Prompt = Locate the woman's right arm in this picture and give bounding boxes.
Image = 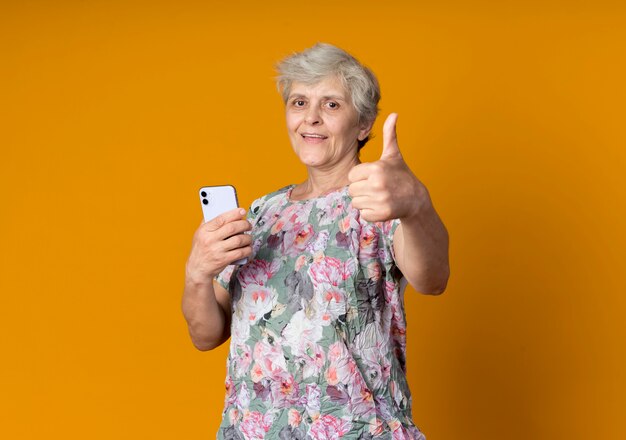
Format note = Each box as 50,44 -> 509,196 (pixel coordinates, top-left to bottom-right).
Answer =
181,208 -> 252,351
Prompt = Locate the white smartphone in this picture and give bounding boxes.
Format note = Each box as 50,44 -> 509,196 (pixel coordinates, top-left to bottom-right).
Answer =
199,185 -> 248,265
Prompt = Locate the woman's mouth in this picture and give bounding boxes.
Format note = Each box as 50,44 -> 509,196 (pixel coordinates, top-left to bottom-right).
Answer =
301,133 -> 328,143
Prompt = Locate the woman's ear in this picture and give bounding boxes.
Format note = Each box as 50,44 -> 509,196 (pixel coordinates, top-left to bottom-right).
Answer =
357,120 -> 374,141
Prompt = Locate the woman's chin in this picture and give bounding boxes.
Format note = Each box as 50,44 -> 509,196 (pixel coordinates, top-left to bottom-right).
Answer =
299,159 -> 324,168
295,152 -> 328,168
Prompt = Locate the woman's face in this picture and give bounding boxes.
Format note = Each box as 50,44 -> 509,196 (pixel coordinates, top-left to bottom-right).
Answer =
285,76 -> 372,171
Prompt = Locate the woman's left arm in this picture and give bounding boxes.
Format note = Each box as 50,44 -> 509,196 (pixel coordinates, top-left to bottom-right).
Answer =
348,113 -> 450,295
394,186 -> 450,295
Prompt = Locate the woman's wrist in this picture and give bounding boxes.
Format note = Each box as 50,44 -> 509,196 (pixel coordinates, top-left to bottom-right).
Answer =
185,264 -> 217,287
399,181 -> 431,223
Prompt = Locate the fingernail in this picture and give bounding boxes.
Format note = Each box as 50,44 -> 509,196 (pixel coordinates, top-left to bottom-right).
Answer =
239,208 -> 246,215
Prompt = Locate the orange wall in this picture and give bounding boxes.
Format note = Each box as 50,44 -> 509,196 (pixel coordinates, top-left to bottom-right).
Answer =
1,1 -> 625,439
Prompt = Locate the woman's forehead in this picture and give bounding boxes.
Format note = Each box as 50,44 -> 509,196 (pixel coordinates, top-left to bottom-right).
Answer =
289,76 -> 349,100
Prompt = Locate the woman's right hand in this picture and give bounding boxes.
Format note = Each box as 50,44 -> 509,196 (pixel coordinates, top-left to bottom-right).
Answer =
185,208 -> 253,284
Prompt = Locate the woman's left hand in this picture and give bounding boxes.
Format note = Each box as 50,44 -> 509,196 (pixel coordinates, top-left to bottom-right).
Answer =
348,113 -> 430,222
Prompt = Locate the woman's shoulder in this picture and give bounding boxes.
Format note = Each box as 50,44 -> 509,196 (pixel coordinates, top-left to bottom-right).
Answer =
248,184 -> 294,217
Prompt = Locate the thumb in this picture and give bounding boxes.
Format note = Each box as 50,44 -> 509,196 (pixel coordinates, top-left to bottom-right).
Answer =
380,113 -> 402,160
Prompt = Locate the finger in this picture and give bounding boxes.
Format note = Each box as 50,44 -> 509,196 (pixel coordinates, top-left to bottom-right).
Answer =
350,195 -> 373,210
222,232 -> 253,252
380,113 -> 402,160
357,208 -> 377,222
347,180 -> 373,198
211,219 -> 252,240
223,246 -> 253,265
204,208 -> 246,231
348,162 -> 376,183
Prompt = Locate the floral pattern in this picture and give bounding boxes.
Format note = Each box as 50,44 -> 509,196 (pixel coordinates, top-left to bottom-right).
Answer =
216,185 -> 426,440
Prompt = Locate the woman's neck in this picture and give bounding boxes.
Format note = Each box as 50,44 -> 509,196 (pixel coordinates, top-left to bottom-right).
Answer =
291,155 -> 360,200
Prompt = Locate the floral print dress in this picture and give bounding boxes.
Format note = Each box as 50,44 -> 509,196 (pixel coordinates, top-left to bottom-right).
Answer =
216,184 -> 426,440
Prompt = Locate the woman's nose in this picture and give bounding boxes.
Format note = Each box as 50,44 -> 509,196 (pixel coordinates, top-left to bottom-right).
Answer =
304,106 -> 321,125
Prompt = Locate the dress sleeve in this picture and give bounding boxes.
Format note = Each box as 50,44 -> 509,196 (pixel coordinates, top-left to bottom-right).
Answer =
378,218 -> 402,266
215,264 -> 235,291
214,196 -> 265,291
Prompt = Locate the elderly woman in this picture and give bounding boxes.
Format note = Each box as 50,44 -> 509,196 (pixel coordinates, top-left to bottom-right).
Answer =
182,43 -> 449,440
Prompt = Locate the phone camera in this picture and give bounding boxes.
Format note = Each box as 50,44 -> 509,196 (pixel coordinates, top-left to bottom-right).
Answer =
202,198 -> 209,205
201,191 -> 207,197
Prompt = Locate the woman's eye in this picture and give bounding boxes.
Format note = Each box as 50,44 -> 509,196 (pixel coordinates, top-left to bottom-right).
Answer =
326,102 -> 339,109
293,100 -> 305,107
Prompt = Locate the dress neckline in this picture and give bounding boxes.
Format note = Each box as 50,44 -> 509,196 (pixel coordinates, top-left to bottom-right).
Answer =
285,184 -> 350,204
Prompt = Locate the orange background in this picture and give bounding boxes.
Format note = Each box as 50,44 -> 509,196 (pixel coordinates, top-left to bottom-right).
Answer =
2,1 -> 625,439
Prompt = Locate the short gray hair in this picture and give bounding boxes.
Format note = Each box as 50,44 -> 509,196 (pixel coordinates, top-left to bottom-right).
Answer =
276,43 -> 381,150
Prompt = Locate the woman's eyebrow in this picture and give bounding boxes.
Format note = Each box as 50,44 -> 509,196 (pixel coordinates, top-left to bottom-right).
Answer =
322,95 -> 347,101
288,94 -> 306,100
288,93 -> 347,101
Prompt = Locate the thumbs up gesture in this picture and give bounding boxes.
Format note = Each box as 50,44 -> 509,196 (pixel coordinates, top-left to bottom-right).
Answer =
348,113 -> 428,223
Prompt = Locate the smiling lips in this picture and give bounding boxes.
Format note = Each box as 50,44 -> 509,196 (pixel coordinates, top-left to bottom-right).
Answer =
301,133 -> 328,143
